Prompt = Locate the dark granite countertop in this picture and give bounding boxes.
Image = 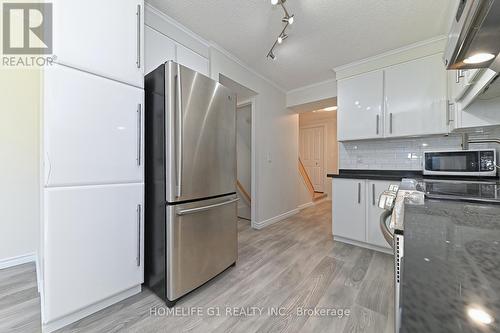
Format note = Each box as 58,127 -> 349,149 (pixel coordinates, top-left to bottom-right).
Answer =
327,169 -> 499,182
401,199 -> 500,333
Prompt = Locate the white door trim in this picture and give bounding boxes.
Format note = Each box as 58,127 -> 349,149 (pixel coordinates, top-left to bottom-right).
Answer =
237,98 -> 256,229
299,123 -> 327,193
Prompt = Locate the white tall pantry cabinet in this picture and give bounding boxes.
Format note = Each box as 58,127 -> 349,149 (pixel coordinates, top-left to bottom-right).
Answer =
41,1 -> 145,331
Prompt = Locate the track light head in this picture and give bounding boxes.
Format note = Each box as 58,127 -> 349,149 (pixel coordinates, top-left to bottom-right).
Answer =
267,51 -> 276,60
271,0 -> 279,5
282,14 -> 294,24
277,33 -> 288,44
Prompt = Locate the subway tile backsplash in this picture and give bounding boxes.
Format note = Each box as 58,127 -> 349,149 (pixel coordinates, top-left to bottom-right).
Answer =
339,128 -> 500,170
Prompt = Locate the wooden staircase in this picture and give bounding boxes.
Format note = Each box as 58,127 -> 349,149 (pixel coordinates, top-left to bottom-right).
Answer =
298,157 -> 327,202
236,180 -> 251,203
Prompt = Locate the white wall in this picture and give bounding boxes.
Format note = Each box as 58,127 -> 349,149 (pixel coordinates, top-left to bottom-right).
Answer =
0,68 -> 40,264
286,79 -> 337,108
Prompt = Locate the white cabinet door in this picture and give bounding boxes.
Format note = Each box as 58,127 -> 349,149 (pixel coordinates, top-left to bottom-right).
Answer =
145,25 -> 176,75
366,180 -> 393,249
332,179 -> 366,242
337,70 -> 383,141
52,0 -> 144,87
43,184 -> 144,323
176,44 -> 210,76
44,64 -> 144,187
384,54 -> 448,137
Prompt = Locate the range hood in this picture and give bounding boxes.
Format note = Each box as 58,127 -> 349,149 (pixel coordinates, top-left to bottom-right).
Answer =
444,0 -> 500,72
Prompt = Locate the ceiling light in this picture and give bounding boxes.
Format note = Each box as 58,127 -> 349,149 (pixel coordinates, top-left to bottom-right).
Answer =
282,14 -> 294,25
323,106 -> 337,111
467,306 -> 494,325
271,0 -> 279,5
464,53 -> 495,64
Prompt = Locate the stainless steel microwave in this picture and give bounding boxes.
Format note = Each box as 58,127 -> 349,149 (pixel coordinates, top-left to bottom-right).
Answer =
423,149 -> 497,176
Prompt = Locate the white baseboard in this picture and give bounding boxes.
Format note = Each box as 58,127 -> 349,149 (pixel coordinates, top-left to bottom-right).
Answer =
253,208 -> 300,230
333,236 -> 393,255
42,285 -> 142,333
297,202 -> 314,210
0,252 -> 37,270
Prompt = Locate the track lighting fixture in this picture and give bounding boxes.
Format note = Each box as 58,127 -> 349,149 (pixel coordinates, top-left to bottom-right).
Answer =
277,33 -> 288,44
267,0 -> 295,60
282,14 -> 294,25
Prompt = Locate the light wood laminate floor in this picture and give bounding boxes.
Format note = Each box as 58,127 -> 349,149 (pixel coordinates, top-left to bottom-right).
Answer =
0,201 -> 394,333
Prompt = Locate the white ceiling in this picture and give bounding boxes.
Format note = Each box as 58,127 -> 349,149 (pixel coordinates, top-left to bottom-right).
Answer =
148,0 -> 457,91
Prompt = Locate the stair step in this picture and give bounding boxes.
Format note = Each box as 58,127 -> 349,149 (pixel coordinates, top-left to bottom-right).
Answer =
313,192 -> 327,202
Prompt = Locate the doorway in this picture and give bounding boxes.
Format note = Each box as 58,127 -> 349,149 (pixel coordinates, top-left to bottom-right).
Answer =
219,74 -> 256,224
298,108 -> 338,201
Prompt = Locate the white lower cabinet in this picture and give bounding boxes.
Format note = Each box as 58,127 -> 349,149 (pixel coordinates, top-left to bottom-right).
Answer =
332,179 -> 366,242
43,183 -> 144,324
333,178 -> 394,251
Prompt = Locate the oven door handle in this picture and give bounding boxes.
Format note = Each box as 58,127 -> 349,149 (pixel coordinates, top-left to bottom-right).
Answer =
380,210 -> 394,248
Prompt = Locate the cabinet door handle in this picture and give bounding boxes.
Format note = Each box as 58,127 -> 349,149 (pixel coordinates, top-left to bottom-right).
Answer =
447,101 -> 454,125
136,204 -> 141,267
389,113 -> 393,134
456,70 -> 465,83
372,183 -> 376,205
376,114 -> 379,135
136,104 -> 142,165
357,183 -> 361,204
136,4 -> 141,68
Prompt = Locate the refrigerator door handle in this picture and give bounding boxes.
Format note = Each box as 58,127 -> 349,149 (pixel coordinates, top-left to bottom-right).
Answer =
176,65 -> 183,198
176,198 -> 239,216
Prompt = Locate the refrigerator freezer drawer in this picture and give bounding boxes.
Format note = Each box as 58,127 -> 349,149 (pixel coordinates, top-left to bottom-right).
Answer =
166,195 -> 238,301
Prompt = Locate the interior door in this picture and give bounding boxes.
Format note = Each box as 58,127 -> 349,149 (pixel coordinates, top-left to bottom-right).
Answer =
300,126 -> 325,192
166,195 -> 238,300
166,63 -> 237,202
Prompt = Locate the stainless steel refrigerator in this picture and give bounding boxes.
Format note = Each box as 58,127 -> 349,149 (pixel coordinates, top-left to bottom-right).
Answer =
144,61 -> 238,307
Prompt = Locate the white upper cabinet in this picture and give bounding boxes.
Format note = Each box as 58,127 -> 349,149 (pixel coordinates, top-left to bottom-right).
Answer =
384,54 -> 448,137
44,64 -> 144,187
43,184 -> 144,323
52,0 -> 144,87
176,44 -> 210,77
144,25 -> 176,75
338,70 -> 384,141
